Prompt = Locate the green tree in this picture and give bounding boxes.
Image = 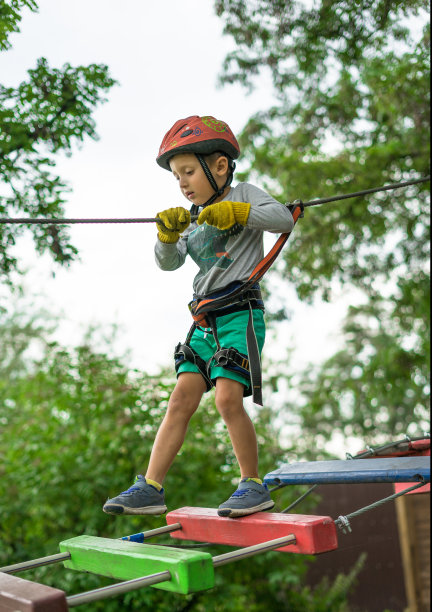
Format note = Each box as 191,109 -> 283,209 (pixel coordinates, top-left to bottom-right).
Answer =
215,0 -> 430,449
0,0 -> 116,279
1,306 -> 364,611
0,0 -> 36,50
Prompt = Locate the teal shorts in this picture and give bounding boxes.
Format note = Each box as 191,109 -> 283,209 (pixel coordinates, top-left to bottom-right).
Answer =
177,309 -> 266,393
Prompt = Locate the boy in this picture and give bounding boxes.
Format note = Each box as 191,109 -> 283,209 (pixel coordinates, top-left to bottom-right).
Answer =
103,115 -> 294,518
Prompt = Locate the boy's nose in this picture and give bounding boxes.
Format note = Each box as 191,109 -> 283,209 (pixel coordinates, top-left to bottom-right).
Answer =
179,176 -> 188,188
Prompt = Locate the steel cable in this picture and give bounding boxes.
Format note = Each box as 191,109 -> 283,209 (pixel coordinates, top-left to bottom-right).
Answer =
0,176 -> 429,225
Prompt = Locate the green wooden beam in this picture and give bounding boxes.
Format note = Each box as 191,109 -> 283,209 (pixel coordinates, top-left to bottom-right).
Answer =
59,536 -> 214,595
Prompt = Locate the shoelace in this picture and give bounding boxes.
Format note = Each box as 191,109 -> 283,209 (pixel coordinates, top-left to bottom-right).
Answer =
120,476 -> 144,495
120,485 -> 141,495
231,488 -> 250,498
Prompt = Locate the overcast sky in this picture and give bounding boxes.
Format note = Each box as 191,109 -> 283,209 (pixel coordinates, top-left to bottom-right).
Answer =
1,0 -> 349,377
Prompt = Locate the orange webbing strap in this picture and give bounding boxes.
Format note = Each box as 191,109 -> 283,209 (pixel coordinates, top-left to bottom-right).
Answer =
246,202 -> 304,285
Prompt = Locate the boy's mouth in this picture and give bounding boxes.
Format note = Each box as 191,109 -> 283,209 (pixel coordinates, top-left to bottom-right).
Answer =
185,191 -> 194,199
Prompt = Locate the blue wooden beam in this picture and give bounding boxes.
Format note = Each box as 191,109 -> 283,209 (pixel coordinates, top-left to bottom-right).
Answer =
264,456 -> 430,485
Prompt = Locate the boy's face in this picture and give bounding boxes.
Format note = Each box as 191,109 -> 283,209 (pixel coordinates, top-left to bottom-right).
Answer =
169,153 -> 228,206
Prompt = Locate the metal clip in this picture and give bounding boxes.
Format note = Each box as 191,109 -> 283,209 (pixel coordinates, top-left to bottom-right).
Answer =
287,199 -> 305,218
336,515 -> 352,534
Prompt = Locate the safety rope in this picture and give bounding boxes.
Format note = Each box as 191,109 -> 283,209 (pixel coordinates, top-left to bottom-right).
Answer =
299,176 -> 429,207
334,479 -> 427,534
0,176 -> 429,225
0,216 -> 164,225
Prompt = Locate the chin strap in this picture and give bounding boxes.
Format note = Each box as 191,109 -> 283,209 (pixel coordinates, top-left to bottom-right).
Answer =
194,154 -> 236,210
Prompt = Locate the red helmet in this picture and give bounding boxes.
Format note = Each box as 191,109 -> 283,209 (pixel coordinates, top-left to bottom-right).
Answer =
156,115 -> 240,170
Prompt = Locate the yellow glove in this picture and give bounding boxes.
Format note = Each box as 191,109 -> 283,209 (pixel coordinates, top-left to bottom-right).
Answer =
156,207 -> 191,243
197,201 -> 251,230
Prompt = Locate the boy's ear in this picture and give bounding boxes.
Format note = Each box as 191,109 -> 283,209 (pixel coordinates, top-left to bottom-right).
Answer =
215,155 -> 229,176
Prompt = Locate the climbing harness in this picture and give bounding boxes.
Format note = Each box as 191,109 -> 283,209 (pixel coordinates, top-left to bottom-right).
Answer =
174,284 -> 265,401
176,201 -> 304,405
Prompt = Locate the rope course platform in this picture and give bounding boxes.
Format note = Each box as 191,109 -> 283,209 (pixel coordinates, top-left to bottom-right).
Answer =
0,437 -> 429,610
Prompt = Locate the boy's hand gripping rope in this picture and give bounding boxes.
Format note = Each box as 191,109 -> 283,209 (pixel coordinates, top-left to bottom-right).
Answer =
0,176 -> 429,226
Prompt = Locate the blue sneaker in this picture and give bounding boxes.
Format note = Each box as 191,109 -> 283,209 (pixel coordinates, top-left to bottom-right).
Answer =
103,476 -> 167,515
218,478 -> 275,518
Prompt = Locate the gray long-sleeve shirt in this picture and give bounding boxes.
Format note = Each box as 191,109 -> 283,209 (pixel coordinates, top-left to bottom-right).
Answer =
154,182 -> 294,296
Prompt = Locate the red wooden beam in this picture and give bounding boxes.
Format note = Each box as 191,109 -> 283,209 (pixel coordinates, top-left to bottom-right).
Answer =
166,507 -> 338,554
0,572 -> 67,612
358,438 -> 430,458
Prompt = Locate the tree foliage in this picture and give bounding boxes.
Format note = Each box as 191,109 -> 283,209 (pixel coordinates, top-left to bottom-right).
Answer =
0,1 -> 116,279
215,0 -> 430,448
0,0 -> 37,50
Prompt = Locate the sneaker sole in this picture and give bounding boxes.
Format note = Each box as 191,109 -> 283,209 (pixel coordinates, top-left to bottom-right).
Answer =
217,499 -> 275,518
103,504 -> 167,516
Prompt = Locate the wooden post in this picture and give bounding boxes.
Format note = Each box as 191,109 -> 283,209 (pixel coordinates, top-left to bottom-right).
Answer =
395,492 -> 430,612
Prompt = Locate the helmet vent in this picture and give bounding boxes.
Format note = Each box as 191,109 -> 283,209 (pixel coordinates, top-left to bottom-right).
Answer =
173,123 -> 188,137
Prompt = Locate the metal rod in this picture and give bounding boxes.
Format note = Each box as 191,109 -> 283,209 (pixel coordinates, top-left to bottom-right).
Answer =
281,484 -> 319,513
121,523 -> 182,542
0,552 -> 71,574
0,523 -> 183,574
66,570 -> 172,607
212,534 -> 296,567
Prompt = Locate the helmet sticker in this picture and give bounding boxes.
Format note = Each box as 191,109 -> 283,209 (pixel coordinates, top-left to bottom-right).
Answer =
202,116 -> 228,133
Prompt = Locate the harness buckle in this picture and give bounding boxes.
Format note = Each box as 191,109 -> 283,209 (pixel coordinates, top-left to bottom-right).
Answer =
213,347 -> 250,373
